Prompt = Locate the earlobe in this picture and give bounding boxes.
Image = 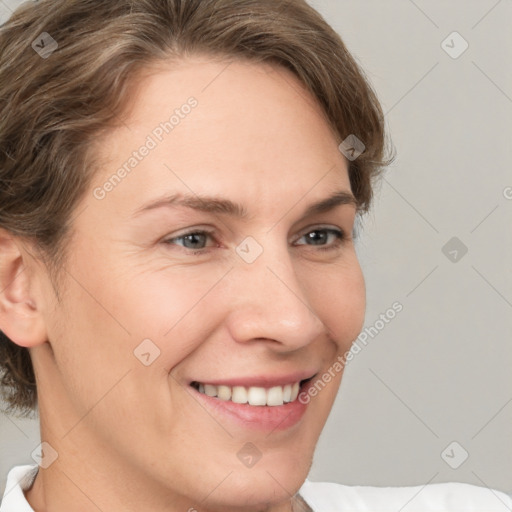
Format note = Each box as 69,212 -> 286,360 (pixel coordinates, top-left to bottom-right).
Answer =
0,229 -> 48,348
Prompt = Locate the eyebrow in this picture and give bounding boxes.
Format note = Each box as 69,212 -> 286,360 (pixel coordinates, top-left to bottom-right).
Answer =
132,189 -> 358,220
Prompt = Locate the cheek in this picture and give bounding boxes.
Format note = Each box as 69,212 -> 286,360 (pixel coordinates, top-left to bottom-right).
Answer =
43,258 -> 218,427
306,258 -> 366,352
113,266 -> 229,369
40,275 -> 134,421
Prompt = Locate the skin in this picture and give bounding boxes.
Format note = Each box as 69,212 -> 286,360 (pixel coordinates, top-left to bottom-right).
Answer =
0,57 -> 366,512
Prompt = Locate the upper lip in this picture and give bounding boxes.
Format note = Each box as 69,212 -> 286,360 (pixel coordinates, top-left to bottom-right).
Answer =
189,370 -> 318,389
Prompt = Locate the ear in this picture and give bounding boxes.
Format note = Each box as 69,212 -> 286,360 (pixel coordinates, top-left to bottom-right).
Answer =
0,228 -> 48,348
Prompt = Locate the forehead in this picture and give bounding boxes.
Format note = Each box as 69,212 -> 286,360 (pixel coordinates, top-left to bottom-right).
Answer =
88,56 -> 350,217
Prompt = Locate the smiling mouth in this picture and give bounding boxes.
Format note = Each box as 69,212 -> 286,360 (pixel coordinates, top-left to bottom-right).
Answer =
190,377 -> 313,407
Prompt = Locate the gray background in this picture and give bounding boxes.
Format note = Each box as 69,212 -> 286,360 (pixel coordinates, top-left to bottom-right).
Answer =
1,0 -> 511,499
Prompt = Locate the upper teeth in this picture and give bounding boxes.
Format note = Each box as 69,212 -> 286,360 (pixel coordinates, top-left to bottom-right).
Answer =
195,382 -> 301,406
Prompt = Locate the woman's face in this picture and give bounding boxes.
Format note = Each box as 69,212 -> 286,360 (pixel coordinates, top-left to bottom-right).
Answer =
31,57 -> 366,511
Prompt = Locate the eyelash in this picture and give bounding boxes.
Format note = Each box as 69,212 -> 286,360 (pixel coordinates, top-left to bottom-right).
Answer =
163,227 -> 347,256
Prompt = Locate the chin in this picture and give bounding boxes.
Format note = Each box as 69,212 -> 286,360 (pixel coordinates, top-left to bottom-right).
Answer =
206,458 -> 309,511
204,472 -> 305,512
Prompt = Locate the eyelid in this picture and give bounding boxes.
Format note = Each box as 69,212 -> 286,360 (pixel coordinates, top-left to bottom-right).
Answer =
167,226 -> 215,239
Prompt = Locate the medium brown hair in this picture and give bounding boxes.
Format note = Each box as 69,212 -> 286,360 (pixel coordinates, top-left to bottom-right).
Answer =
0,0 -> 393,417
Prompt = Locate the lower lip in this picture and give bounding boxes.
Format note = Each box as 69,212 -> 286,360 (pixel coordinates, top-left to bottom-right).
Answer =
189,381 -> 314,432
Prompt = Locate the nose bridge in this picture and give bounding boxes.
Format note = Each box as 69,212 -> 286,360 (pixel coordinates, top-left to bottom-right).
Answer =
225,236 -> 326,348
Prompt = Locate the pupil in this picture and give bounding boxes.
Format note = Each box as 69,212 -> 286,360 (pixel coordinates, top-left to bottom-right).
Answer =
185,234 -> 205,249
308,231 -> 326,245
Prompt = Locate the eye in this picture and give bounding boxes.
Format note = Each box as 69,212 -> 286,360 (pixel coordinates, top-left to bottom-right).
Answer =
163,226 -> 347,256
163,229 -> 216,253
294,227 -> 346,251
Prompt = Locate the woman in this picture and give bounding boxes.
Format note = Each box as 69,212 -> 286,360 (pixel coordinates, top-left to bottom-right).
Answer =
0,1 -> 511,510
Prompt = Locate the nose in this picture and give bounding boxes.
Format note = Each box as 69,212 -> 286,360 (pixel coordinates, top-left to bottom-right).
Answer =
223,241 -> 327,351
